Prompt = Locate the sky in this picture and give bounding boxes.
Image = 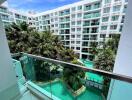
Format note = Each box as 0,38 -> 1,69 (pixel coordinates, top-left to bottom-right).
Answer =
7,0 -> 80,13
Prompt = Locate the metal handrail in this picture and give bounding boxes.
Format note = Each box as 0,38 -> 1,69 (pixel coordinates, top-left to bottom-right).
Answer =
12,52 -> 132,83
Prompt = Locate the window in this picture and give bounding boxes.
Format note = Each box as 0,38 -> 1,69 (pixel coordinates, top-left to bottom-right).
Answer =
84,13 -> 92,19
90,35 -> 97,40
71,35 -> 75,38
72,14 -> 75,19
101,26 -> 107,30
77,28 -> 81,32
77,35 -> 81,38
119,25 -> 123,32
55,12 -> 58,15
55,30 -> 58,33
55,24 -> 58,27
51,13 -> 53,16
121,16 -> 125,23
83,21 -> 90,26
65,36 -> 70,40
39,16 -> 41,19
83,28 -> 89,33
94,3 -> 100,9
111,15 -> 119,21
100,34 -> 106,38
83,35 -> 89,40
77,21 -> 81,25
51,25 -> 54,28
82,42 -> 88,46
43,26 -> 46,30
65,29 -> 70,34
103,7 -> 110,13
76,47 -> 80,50
104,0 -> 111,4
60,30 -> 64,34
40,26 -> 42,29
77,13 -> 82,18
71,41 -> 75,44
110,25 -> 117,30
51,18 -> 54,22
60,9 -> 70,16
55,18 -> 58,21
36,17 -> 38,21
76,41 -> 80,44
102,17 -> 109,22
84,5 -> 91,11
60,24 -> 65,28
1,15 -> 9,20
65,41 -> 70,45
123,5 -> 127,13
109,34 -> 117,38
91,28 -> 98,33
93,11 -> 100,17
60,36 -> 64,40
71,21 -> 75,25
91,19 -> 99,26
113,5 -> 121,12
71,28 -> 75,32
78,6 -> 82,10
72,7 -> 76,11
71,47 -> 74,49
114,0 -> 120,2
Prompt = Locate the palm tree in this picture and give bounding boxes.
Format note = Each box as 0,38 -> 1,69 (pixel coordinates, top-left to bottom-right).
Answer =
89,42 -> 98,61
106,34 -> 120,55
6,22 -> 86,90
63,59 -> 85,91
94,34 -> 120,98
94,48 -> 115,72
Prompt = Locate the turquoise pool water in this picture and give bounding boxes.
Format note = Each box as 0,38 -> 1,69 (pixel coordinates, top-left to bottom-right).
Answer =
77,87 -> 102,100
40,81 -> 102,100
41,81 -> 74,100
80,59 -> 103,83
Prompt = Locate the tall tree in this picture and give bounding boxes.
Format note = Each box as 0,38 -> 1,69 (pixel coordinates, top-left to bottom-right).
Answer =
94,34 -> 120,98
6,22 -> 85,91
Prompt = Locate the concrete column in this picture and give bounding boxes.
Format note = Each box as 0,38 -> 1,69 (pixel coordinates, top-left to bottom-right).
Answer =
0,10 -> 20,100
107,0 -> 132,100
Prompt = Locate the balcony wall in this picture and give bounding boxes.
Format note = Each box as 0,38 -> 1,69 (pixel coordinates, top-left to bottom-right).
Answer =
107,0 -> 132,100
0,14 -> 20,100
11,53 -> 132,100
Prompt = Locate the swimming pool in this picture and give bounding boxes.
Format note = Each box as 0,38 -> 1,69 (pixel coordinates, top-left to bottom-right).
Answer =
39,81 -> 102,100
77,87 -> 103,100
80,59 -> 103,84
40,81 -> 74,100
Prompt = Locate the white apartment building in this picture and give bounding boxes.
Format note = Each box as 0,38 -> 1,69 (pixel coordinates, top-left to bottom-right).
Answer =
0,5 -> 35,27
0,0 -> 128,59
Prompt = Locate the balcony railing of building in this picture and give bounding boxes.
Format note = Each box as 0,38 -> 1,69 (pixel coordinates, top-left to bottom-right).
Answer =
12,52 -> 132,100
84,12 -> 101,19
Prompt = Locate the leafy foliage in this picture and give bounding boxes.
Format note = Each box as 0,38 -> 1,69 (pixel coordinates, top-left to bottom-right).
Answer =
6,22 -> 85,91
94,48 -> 115,72
94,34 -> 120,72
93,34 -> 120,98
63,59 -> 85,91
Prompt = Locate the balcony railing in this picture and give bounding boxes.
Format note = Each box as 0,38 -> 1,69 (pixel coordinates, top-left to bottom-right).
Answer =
12,53 -> 132,100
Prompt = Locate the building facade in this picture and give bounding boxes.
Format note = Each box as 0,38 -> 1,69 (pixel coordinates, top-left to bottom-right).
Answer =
0,0 -> 128,59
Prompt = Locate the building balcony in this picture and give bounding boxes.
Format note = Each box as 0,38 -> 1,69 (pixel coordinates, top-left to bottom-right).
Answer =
11,53 -> 132,100
83,14 -> 100,19
59,19 -> 70,23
